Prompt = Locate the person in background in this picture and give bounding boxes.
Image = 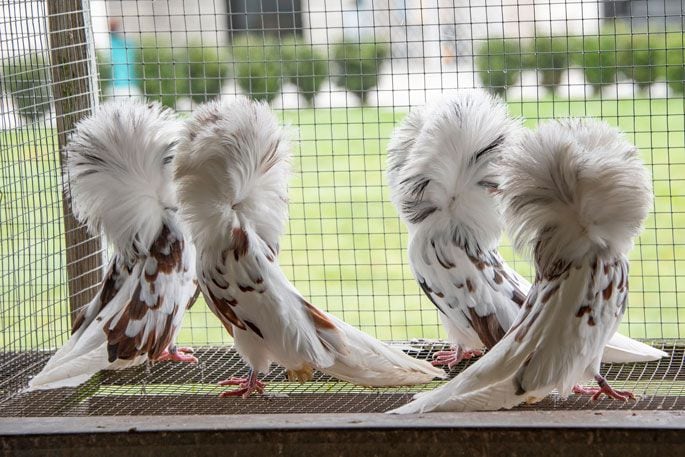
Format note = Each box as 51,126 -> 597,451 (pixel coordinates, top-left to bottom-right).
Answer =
105,18 -> 142,99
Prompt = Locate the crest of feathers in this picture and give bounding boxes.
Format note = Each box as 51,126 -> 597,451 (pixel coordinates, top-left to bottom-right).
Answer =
65,100 -> 182,260
387,90 -> 522,253
174,97 -> 292,255
499,118 -> 653,272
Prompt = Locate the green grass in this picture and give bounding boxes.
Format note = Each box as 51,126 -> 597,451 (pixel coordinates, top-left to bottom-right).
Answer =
2,98 -> 685,351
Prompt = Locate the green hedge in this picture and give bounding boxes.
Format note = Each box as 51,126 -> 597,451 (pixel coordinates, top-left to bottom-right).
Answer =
331,41 -> 388,105
135,37 -> 189,108
186,43 -> 230,103
478,26 -> 684,95
92,29 -> 685,105
617,33 -> 666,90
476,38 -> 523,96
231,35 -> 283,103
281,38 -> 328,105
573,33 -> 620,89
528,35 -> 580,90
1,52 -> 52,120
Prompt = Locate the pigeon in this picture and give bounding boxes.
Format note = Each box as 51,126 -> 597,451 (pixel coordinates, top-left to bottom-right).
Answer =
386,90 -> 666,369
389,117 -> 653,413
386,90 -> 526,367
28,100 -> 199,391
173,96 -> 445,397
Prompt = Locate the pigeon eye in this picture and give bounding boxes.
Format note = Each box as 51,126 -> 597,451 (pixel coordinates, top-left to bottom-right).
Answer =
477,180 -> 498,190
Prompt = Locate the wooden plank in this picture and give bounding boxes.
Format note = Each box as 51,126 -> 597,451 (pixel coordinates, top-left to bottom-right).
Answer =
2,412 -> 685,457
46,0 -> 102,320
2,411 -> 685,433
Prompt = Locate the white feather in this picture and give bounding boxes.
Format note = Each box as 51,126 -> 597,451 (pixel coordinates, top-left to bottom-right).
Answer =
320,315 -> 445,386
175,97 -> 290,257
602,333 -> 668,363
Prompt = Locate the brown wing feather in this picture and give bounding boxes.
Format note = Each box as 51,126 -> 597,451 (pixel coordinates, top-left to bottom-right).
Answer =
467,308 -> 506,348
103,224 -> 189,362
301,298 -> 336,330
205,287 -> 247,332
72,260 -> 122,335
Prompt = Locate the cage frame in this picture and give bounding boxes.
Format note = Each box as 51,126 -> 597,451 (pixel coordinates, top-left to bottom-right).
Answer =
2,0 -> 685,451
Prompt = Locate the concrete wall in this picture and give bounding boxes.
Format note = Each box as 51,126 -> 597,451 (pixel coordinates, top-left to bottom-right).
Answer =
90,0 -> 228,49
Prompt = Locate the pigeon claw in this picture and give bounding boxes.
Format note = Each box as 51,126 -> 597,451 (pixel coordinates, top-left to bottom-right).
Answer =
218,372 -> 265,399
156,346 -> 198,364
573,376 -> 636,401
431,347 -> 482,369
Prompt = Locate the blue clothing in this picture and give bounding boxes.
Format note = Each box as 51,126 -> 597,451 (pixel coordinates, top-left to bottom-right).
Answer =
109,33 -> 137,88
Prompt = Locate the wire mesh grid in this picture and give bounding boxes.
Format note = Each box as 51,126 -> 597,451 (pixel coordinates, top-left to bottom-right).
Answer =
1,341 -> 683,416
1,0 -> 684,417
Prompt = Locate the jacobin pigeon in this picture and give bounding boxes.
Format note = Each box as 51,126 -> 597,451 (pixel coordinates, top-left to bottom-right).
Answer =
29,100 -> 199,391
174,97 -> 445,397
389,117 -> 653,412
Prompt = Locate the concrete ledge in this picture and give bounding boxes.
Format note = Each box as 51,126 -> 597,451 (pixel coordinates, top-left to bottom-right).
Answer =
2,412 -> 685,456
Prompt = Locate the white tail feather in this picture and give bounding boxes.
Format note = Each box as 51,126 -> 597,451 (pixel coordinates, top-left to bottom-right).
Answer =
27,270 -> 139,391
395,326 -> 669,412
390,379 -> 521,414
388,333 -> 537,413
65,99 -> 182,259
28,343 -> 140,391
321,316 -> 446,386
28,348 -> 144,391
602,333 -> 668,363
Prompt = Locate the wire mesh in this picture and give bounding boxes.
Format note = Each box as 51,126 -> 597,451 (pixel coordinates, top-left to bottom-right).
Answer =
1,0 -> 684,416
1,341 -> 683,416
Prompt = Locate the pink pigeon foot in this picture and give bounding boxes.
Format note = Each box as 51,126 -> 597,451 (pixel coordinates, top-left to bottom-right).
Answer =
572,375 -> 636,401
431,347 -> 483,369
156,346 -> 198,364
218,370 -> 265,398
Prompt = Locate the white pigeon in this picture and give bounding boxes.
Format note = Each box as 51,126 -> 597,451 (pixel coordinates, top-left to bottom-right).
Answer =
173,96 -> 445,397
386,90 -> 666,369
28,100 -> 199,391
387,90 -> 527,368
389,117 -> 653,413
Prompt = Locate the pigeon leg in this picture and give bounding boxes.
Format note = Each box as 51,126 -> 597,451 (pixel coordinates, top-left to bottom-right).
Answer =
572,375 -> 636,401
431,346 -> 482,369
156,346 -> 198,364
218,369 -> 266,398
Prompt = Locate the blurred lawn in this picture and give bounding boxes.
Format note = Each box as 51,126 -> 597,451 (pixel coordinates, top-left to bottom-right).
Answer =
1,97 -> 684,351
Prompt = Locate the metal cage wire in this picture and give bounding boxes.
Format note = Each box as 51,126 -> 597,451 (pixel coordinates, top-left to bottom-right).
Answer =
0,0 -> 684,416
